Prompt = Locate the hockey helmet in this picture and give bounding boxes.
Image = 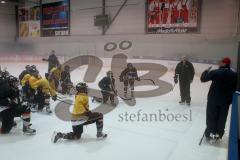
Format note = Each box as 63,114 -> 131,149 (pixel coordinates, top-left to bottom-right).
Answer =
7,75 -> 19,87
1,71 -> 9,78
76,82 -> 88,94
31,65 -> 37,70
107,71 -> 113,77
29,67 -> 39,76
25,65 -> 31,70
64,65 -> 70,71
127,63 -> 133,68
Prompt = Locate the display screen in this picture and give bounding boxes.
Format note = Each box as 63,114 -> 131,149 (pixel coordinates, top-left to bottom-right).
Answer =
41,0 -> 70,37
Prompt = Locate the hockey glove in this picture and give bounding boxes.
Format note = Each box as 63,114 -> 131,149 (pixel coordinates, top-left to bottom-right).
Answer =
119,78 -> 123,82
173,75 -> 178,84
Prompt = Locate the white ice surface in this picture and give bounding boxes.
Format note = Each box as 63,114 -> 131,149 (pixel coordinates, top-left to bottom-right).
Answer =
0,59 -> 229,160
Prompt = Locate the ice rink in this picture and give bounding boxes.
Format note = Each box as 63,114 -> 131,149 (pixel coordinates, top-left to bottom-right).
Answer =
0,58 -> 230,160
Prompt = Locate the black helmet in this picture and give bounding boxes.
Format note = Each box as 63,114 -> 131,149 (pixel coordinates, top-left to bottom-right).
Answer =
127,63 -> 133,68
25,65 -> 31,70
107,71 -> 113,77
1,71 -> 10,78
7,75 -> 19,87
29,67 -> 38,74
76,82 -> 88,93
31,65 -> 37,70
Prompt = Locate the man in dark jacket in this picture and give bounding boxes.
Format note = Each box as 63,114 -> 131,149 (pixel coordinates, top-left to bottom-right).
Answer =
174,56 -> 195,105
200,57 -> 237,143
42,50 -> 60,72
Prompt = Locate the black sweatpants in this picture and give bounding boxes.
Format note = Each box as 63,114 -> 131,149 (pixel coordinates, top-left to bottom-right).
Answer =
205,100 -> 230,138
63,112 -> 103,140
179,80 -> 191,103
101,91 -> 114,103
123,79 -> 135,93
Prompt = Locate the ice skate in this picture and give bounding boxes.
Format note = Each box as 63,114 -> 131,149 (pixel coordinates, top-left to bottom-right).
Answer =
97,132 -> 107,139
111,101 -> 116,107
23,125 -> 36,135
46,106 -> 52,114
179,101 -> 185,105
208,133 -> 217,144
52,131 -> 63,143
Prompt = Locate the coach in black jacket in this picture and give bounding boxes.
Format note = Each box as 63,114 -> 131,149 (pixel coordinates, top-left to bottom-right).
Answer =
174,56 -> 195,105
42,50 -> 60,72
200,57 -> 237,140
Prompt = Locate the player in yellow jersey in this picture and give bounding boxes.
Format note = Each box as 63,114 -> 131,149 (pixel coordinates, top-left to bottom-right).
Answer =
21,67 -> 39,106
21,67 -> 57,113
31,77 -> 57,114
52,82 -> 107,143
49,64 -> 62,91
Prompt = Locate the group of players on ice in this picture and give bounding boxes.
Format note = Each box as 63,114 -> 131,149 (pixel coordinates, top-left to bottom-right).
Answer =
0,52 -> 237,146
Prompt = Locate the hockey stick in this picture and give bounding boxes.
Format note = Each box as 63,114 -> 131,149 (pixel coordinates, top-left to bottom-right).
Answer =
199,132 -> 205,145
56,97 -> 74,105
109,77 -> 132,101
140,78 -> 156,85
171,83 -> 176,91
102,89 -> 132,101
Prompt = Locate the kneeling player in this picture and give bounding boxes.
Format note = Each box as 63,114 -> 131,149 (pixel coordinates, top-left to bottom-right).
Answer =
0,76 -> 36,134
98,71 -> 116,105
31,78 -> 57,114
52,82 -> 107,143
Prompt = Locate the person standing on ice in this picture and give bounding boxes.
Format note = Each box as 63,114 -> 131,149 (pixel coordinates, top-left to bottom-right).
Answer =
42,50 -> 60,72
200,57 -> 237,143
120,63 -> 140,98
174,56 -> 195,106
52,82 -> 107,143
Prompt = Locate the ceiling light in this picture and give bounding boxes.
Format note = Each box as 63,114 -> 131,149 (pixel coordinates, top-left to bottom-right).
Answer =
1,0 -> 6,4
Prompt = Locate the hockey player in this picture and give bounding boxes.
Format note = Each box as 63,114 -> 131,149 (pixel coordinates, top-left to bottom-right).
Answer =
21,67 -> 38,105
22,67 -> 56,113
52,82 -> 107,143
19,65 -> 31,81
42,50 -> 60,72
49,64 -> 62,92
60,65 -> 73,94
120,63 -> 140,98
0,75 -> 36,134
98,71 -> 116,105
174,56 -> 195,106
200,57 -> 237,143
